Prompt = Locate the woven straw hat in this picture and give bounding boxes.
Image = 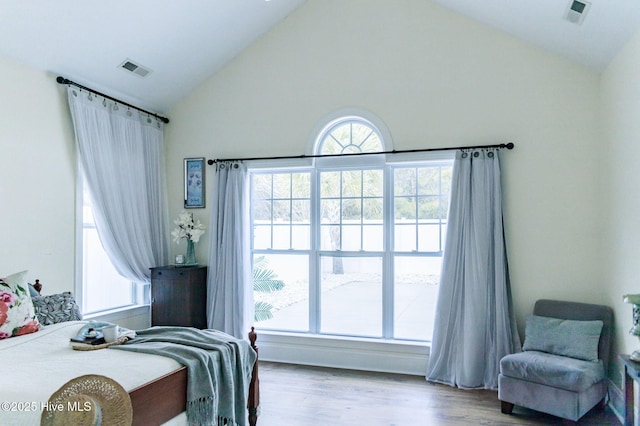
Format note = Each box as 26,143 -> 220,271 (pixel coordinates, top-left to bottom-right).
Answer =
41,374 -> 132,426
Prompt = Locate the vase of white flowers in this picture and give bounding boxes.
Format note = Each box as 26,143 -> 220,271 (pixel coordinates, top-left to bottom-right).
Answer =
171,212 -> 205,266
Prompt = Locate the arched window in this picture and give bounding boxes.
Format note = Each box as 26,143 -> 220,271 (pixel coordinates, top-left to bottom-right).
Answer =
316,117 -> 384,155
250,110 -> 453,345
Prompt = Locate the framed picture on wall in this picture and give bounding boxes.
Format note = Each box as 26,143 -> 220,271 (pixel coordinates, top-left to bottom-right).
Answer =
184,157 -> 205,208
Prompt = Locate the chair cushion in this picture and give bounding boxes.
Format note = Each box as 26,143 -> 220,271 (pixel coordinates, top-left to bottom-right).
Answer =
500,351 -> 605,392
522,315 -> 603,361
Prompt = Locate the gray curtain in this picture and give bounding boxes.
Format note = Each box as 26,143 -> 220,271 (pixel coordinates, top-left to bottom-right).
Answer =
426,148 -> 520,390
207,162 -> 253,339
67,87 -> 169,284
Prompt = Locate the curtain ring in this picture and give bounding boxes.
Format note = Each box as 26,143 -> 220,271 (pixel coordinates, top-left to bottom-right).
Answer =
487,151 -> 494,158
473,152 -> 480,158
461,152 -> 468,159
233,163 -> 239,169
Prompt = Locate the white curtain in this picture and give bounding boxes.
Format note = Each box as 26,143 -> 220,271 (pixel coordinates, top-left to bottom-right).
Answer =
207,162 -> 253,339
426,148 -> 520,390
67,87 -> 170,284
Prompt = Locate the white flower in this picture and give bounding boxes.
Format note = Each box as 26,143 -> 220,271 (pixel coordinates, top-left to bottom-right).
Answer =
172,212 -> 206,244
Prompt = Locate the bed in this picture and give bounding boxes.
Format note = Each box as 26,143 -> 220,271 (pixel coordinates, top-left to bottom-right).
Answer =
0,275 -> 260,426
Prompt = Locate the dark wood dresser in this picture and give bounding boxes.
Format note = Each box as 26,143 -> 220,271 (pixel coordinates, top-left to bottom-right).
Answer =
150,265 -> 207,328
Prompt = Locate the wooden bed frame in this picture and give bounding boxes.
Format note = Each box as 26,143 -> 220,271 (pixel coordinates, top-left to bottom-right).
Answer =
128,327 -> 260,426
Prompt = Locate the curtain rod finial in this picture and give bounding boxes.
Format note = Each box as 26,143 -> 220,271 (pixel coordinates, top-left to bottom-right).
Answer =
207,159 -> 214,165
506,142 -> 515,150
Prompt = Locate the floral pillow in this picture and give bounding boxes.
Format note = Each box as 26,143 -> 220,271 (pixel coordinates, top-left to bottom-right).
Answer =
0,272 -> 41,339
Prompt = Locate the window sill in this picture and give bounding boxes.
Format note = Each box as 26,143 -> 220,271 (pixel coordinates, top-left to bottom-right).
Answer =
254,330 -> 430,375
83,304 -> 149,323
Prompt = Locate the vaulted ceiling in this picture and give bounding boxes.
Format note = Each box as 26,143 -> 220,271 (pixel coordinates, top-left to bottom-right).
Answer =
0,0 -> 638,113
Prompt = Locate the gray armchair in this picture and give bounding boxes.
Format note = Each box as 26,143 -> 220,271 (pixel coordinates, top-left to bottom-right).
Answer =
498,299 -> 613,423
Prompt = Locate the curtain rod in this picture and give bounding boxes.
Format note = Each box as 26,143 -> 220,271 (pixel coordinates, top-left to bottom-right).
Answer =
56,76 -> 170,124
207,142 -> 514,165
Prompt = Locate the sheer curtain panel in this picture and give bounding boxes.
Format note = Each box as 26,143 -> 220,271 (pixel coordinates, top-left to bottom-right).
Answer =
207,162 -> 253,338
67,87 -> 170,284
426,149 -> 520,390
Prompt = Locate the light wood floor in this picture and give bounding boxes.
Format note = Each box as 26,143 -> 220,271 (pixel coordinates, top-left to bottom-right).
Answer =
256,362 -> 620,426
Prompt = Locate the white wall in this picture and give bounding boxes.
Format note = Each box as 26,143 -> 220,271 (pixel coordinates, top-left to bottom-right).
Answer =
0,55 -> 76,294
601,27 -> 640,386
166,0 -> 602,336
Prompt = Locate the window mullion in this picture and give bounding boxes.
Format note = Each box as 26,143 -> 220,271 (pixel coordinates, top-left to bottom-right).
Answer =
383,165 -> 394,339
309,169 -> 320,334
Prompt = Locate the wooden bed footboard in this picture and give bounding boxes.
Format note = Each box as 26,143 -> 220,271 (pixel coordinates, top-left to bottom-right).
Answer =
129,328 -> 260,426
248,327 -> 260,426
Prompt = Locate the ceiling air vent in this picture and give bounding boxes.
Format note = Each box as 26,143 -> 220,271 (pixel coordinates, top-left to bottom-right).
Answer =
119,59 -> 152,77
565,0 -> 591,25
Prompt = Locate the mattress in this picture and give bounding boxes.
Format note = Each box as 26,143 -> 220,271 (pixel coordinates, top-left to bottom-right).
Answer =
0,321 -> 182,426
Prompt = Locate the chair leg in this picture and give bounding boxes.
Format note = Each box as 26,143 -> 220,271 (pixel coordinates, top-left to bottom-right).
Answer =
501,400 -> 514,414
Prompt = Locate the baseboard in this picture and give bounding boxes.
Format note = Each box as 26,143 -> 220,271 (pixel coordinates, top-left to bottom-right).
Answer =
608,378 -> 625,424
256,331 -> 429,376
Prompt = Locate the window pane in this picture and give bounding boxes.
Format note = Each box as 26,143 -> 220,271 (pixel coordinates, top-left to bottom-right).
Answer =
253,174 -> 272,199
320,139 -> 343,155
329,124 -> 350,147
253,253 -> 309,332
363,198 -> 383,222
362,225 -> 383,251
83,227 -> 132,313
253,225 -> 271,249
418,196 -> 440,221
418,167 -> 440,195
273,174 -> 291,199
320,199 -> 340,224
82,187 -> 133,314
254,200 -> 271,221
395,224 -> 416,252
394,168 -> 416,196
321,172 -> 340,198
360,133 -> 382,153
395,197 -> 416,220
342,170 -> 362,197
418,225 -> 441,252
352,123 -> 373,146
291,225 -> 310,250
342,199 -> 361,221
363,170 -> 383,196
341,225 -> 361,251
320,256 -> 382,337
441,167 -> 453,195
321,225 -> 340,251
291,173 -> 310,198
394,256 -> 441,341
272,200 -> 290,222
292,200 -> 310,223
272,225 -> 291,249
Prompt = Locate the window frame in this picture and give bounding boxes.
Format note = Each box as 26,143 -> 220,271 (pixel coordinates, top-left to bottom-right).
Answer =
250,113 -> 453,342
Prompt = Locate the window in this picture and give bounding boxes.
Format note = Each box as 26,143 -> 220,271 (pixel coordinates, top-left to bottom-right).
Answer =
80,181 -> 134,314
251,114 -> 452,341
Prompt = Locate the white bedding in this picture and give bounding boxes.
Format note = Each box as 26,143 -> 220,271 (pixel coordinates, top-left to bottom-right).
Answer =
0,321 -> 183,426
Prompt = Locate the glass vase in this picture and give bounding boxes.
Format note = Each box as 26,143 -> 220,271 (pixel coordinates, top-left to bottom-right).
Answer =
185,238 -> 197,265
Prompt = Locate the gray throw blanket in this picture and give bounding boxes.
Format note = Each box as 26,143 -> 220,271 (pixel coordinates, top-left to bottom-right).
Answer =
110,326 -> 257,426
